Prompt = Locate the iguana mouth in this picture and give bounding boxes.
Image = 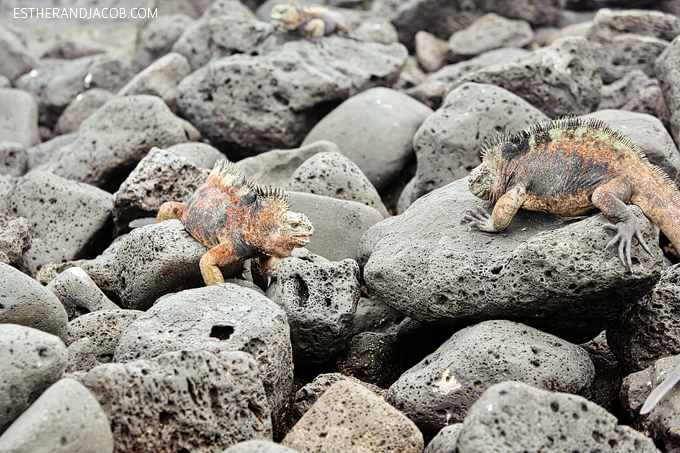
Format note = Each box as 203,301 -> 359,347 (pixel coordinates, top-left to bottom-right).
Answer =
294,235 -> 310,244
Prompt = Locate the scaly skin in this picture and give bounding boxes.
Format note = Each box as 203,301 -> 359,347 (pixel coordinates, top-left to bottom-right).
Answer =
462,117 -> 680,271
157,160 -> 313,286
259,2 -> 358,41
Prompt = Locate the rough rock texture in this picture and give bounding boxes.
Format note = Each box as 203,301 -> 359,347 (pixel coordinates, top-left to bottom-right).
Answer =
0,263 -> 69,342
113,284 -> 292,419
282,380 -> 423,453
424,424 -> 464,453
25,133 -> 77,170
53,88 -> 115,136
8,171 -> 113,275
0,25 -> 37,81
132,13 -> 195,72
365,178 -> 662,343
41,39 -> 107,60
447,13 -> 534,60
388,320 -> 595,434
0,215 -> 31,266
301,87 -> 433,192
83,350 -> 271,453
655,34 -> 680,146
337,331 -> 402,387
36,95 -> 200,191
0,324 -> 67,434
112,144 -> 223,233
0,378 -> 113,453
455,381 -> 660,453
608,264 -> 680,372
451,37 -> 602,118
66,309 -> 144,373
223,440 -> 299,453
285,152 -> 389,217
15,53 -> 133,128
266,257 -> 360,365
46,267 -> 119,321
287,192 -> 384,262
235,140 -> 342,189
406,82 -> 548,206
0,142 -> 28,177
177,38 -> 408,158
0,88 -> 40,148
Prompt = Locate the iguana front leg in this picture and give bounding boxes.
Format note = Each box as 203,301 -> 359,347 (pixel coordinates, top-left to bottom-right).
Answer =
463,186 -> 527,232
258,255 -> 281,287
592,178 -> 652,271
199,242 -> 240,286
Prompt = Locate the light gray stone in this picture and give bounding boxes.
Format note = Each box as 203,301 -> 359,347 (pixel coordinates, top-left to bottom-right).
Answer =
25,133 -> 77,170
414,30 -> 448,73
53,88 -> 115,136
0,88 -> 40,148
447,13 -> 534,60
655,35 -> 680,147
0,25 -> 37,81
132,13 -> 195,72
0,142 -> 27,177
0,215 -> 31,267
41,39 -> 107,60
424,424 -> 464,453
223,440 -> 298,453
46,267 -> 119,321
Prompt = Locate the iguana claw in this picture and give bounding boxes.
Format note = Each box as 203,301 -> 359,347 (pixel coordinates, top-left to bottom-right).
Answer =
463,207 -> 493,232
602,216 -> 652,271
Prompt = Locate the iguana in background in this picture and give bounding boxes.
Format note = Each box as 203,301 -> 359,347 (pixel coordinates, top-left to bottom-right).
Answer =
463,117 -> 680,271
259,1 -> 358,41
157,159 -> 313,286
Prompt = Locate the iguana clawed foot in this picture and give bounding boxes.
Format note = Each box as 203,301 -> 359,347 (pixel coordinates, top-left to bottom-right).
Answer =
602,216 -> 652,271
462,207 -> 497,232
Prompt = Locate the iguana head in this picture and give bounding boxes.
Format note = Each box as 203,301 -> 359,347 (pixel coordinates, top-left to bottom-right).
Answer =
278,211 -> 314,247
270,2 -> 302,28
468,162 -> 496,201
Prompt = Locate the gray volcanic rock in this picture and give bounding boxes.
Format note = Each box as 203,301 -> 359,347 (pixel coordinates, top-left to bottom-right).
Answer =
266,257 -> 360,366
0,88 -> 40,148
223,440 -> 299,453
0,215 -> 31,266
598,70 -> 671,126
41,39 -> 107,60
365,178 -> 662,343
132,13 -> 195,72
36,95 -> 200,191
0,378 -> 113,453
8,171 -> 113,275
83,350 -> 271,453
451,37 -> 602,118
0,25 -> 37,81
387,320 -> 595,434
113,284 -> 292,419
406,82 -> 548,206
177,38 -> 407,158
447,13 -> 534,60
655,34 -> 680,146
456,381 -> 660,453
282,380 -> 423,453
0,324 -> 67,434
301,87 -> 432,192
25,133 -> 77,170
46,267 -> 119,321
53,88 -> 115,135
0,142 -> 28,177
286,152 -> 389,217
424,425 -> 464,453
414,31 -> 448,73
0,263 -> 69,342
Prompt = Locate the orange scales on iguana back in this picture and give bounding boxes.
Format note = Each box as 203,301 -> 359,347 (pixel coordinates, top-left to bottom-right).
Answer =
463,117 -> 680,270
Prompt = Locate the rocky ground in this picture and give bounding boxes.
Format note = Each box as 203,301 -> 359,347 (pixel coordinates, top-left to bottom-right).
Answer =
2,0 -> 680,452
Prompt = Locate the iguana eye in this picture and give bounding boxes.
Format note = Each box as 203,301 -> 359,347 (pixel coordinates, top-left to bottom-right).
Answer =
291,222 -> 299,228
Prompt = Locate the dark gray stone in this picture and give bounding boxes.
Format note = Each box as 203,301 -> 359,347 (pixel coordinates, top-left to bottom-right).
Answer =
15,53 -> 133,128
113,284 -> 292,419
132,13 -> 195,72
599,70 -> 661,110
41,39 -> 107,60
282,380 -> 423,452
46,267 -> 119,321
285,152 -> 389,217
0,215 -> 31,267
8,171 -> 113,275
223,440 -> 298,453
455,381 -> 660,453
117,52 -> 191,112
406,82 -> 548,206
0,142 -> 28,177
266,257 -> 360,366
36,95 -> 200,191
424,424 -> 463,453
655,35 -> 680,147
66,309 -> 143,373
353,296 -> 404,335
0,25 -> 37,81
287,192 -> 384,262
356,216 -> 399,269
452,37 -> 602,118
0,378 -> 113,453
0,88 -> 40,148
337,331 -> 402,387
0,263 -> 68,342
83,350 -> 271,452
53,88 -> 115,136
301,87 -> 432,192
235,140 -> 342,189
177,39 -> 407,158
365,178 -> 662,343
388,320 -> 595,434
447,13 -> 534,61
0,324 -> 66,434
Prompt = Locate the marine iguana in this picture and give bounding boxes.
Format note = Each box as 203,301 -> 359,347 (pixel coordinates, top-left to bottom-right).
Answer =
259,1 -> 358,41
156,159 -> 314,286
462,117 -> 680,271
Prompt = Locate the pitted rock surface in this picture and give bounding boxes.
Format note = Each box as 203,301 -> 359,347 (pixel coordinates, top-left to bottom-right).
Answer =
286,152 -> 389,217
0,324 -> 67,433
406,82 -> 548,205
0,141 -> 28,177
447,13 -> 534,60
132,13 -> 195,72
424,424 -> 464,453
655,34 -> 680,146
53,88 -> 115,136
0,262 -> 69,342
266,257 -> 360,365
455,381 -> 660,453
0,378 -> 113,453
301,87 -> 433,192
0,215 -> 31,267
113,283 -> 292,418
282,380 -> 423,453
387,320 -> 595,434
8,171 -> 113,275
46,267 -> 119,321
365,177 -> 662,343
83,350 -> 271,453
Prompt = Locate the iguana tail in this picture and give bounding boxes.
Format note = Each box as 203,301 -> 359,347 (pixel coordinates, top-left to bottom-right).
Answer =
631,170 -> 680,251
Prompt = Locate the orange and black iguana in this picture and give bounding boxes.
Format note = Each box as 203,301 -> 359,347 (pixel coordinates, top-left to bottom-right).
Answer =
463,117 -> 680,271
157,159 -> 313,286
259,2 -> 359,41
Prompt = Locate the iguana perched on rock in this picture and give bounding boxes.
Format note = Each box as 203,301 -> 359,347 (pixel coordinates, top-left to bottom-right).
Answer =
156,159 -> 314,286
462,117 -> 680,271
259,1 -> 358,41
